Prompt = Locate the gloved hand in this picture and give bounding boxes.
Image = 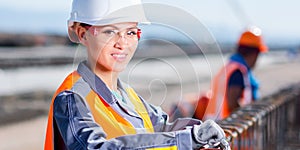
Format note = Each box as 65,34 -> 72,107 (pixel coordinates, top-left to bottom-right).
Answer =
191,119 -> 230,150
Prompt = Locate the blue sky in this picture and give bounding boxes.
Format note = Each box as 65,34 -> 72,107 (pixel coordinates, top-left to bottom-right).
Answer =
0,0 -> 300,46
0,0 -> 70,34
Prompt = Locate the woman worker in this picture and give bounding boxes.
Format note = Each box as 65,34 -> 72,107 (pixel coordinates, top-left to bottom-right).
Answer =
44,0 -> 230,149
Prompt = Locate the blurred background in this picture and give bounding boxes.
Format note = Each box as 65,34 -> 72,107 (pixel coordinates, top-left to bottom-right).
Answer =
0,0 -> 300,149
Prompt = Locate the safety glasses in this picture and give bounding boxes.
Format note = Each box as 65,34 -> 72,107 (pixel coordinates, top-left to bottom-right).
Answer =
81,23 -> 141,44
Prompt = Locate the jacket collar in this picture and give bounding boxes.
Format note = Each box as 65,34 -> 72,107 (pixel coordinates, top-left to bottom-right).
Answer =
229,53 -> 250,70
77,61 -> 120,104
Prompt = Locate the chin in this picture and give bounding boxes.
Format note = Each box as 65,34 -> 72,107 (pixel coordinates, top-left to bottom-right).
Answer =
112,66 -> 127,72
111,61 -> 130,71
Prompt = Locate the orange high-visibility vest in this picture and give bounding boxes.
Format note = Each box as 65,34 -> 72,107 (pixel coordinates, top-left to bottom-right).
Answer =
44,71 -> 154,150
203,62 -> 252,120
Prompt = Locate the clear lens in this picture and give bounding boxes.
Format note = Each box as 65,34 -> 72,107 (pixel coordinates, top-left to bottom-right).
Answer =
91,27 -> 139,44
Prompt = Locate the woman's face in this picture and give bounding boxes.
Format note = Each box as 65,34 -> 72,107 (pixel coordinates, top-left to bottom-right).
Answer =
84,22 -> 139,73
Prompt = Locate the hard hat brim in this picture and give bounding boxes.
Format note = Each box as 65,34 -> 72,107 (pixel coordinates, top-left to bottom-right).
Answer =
259,45 -> 268,53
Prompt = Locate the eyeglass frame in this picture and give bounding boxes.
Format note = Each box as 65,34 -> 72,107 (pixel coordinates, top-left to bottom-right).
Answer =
79,23 -> 142,42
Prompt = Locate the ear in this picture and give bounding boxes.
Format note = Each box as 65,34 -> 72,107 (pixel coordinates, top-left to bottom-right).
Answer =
76,26 -> 88,44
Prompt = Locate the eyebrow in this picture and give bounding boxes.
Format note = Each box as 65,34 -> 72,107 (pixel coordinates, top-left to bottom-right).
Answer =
101,25 -> 139,30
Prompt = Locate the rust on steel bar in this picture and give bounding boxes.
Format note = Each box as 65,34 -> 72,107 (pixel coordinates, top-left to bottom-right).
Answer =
216,83 -> 300,150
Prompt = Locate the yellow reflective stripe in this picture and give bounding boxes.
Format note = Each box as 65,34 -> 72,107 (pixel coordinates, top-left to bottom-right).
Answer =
86,91 -> 136,139
146,145 -> 178,150
126,88 -> 154,133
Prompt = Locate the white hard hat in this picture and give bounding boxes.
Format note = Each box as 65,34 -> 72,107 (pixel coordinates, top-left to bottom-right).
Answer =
68,0 -> 149,43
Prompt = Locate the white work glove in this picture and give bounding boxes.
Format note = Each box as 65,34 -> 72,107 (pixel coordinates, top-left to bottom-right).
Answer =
191,119 -> 230,150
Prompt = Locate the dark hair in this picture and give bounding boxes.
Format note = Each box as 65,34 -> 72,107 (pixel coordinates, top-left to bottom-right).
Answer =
79,23 -> 92,29
237,45 -> 260,56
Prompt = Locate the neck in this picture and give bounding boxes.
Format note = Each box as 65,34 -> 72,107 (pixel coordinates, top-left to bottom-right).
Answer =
88,61 -> 119,91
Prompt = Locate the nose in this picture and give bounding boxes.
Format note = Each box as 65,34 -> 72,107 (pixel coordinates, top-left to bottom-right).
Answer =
114,34 -> 128,49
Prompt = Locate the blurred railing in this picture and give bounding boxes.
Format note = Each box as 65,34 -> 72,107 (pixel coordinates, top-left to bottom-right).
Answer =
218,83 -> 300,150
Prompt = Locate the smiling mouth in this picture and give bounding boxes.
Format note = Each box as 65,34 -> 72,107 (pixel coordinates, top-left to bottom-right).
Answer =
111,53 -> 127,60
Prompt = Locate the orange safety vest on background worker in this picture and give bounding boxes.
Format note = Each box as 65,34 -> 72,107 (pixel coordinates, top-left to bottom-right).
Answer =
203,61 -> 252,120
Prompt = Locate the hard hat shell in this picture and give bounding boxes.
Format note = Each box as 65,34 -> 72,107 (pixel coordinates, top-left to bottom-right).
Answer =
68,0 -> 149,43
238,26 -> 268,53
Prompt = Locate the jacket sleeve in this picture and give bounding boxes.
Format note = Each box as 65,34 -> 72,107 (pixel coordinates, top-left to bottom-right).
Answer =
53,91 -> 196,150
138,96 -> 202,132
